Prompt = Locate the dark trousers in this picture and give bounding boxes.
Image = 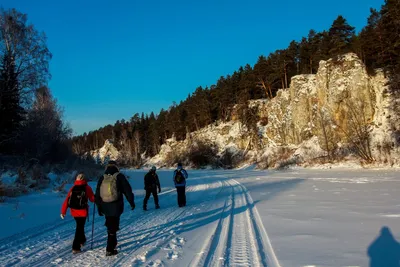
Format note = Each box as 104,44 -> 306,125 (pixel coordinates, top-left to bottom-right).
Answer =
176,186 -> 186,207
73,217 -> 87,250
105,216 -> 120,252
143,188 -> 159,207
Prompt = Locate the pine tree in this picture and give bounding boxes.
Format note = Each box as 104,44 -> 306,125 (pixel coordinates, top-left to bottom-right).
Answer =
285,41 -> 300,81
380,0 -> 400,70
238,64 -> 256,101
359,8 -> 385,70
328,15 -> 355,57
0,52 -> 24,151
0,8 -> 51,153
254,55 -> 276,98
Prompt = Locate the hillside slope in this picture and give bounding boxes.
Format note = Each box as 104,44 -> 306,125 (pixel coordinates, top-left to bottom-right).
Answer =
145,53 -> 399,168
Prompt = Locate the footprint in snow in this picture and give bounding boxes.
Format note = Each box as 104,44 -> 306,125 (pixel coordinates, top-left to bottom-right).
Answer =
133,251 -> 148,263
174,237 -> 186,244
166,251 -> 179,260
147,259 -> 164,266
164,243 -> 181,250
52,258 -> 63,264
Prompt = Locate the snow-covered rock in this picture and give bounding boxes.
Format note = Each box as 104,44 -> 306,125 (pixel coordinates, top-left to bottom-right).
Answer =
147,121 -> 249,168
86,139 -> 120,164
369,70 -> 400,165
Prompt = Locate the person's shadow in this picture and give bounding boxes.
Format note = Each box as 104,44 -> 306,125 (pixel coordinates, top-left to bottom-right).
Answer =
367,226 -> 400,267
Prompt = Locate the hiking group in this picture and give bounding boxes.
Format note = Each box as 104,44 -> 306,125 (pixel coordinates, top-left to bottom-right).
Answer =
60,161 -> 188,256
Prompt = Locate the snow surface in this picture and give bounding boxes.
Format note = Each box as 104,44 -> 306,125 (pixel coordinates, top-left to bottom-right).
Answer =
0,168 -> 399,266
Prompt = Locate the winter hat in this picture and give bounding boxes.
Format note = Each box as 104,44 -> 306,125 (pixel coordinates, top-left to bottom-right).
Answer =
177,162 -> 182,169
151,166 -> 156,171
76,173 -> 86,181
108,160 -> 117,166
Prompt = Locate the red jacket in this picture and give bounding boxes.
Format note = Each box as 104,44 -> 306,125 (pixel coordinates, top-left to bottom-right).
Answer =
61,180 -> 95,217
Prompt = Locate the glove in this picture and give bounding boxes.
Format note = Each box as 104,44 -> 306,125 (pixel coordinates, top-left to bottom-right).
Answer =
60,214 -> 65,220
131,203 -> 136,210
98,210 -> 104,216
158,188 -> 161,193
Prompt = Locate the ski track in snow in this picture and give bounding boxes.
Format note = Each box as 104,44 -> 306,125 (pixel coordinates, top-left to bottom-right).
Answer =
0,175 -> 279,267
191,179 -> 280,267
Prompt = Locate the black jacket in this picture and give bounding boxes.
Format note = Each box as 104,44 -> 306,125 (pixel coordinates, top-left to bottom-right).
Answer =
95,166 -> 135,217
144,171 -> 160,191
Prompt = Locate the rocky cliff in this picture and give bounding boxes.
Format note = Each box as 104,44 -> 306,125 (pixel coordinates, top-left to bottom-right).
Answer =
261,53 -> 399,165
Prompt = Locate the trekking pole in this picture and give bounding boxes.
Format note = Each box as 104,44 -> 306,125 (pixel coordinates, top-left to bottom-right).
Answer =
91,202 -> 95,249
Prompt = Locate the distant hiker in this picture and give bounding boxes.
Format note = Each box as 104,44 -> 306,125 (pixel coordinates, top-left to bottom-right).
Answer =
95,160 -> 135,256
61,173 -> 95,254
173,163 -> 188,207
143,166 -> 161,211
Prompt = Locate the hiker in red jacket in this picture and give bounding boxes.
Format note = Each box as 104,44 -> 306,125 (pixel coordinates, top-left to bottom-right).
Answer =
61,173 -> 95,254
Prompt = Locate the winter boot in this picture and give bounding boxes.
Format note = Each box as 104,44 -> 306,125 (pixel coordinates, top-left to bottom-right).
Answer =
106,249 -> 118,256
143,206 -> 147,211
155,205 -> 160,209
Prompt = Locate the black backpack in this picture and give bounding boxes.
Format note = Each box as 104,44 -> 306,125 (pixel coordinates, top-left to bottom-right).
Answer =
68,185 -> 88,210
175,170 -> 185,184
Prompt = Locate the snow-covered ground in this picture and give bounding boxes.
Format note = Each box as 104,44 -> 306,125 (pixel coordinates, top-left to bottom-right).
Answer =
0,168 -> 399,266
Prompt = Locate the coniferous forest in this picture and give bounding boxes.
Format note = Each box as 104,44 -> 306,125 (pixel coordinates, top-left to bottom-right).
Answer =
1,1 -> 399,168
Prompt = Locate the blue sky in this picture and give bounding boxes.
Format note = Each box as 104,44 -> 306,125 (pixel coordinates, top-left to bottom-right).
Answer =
1,0 -> 384,135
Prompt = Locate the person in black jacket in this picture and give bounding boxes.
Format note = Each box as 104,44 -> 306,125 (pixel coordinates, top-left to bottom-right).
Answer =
173,163 -> 188,207
143,166 -> 161,211
95,160 -> 135,256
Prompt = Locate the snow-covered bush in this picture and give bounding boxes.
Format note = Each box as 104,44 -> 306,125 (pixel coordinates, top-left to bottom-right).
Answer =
164,149 -> 186,167
258,146 -> 296,169
219,148 -> 245,169
334,98 -> 374,162
187,140 -> 219,168
57,155 -> 102,180
276,156 -> 300,170
16,168 -> 28,185
0,184 -> 27,200
31,165 -> 50,189
53,180 -> 68,195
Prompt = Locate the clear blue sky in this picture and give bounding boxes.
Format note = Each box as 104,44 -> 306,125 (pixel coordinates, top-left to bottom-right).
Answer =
2,0 -> 384,135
